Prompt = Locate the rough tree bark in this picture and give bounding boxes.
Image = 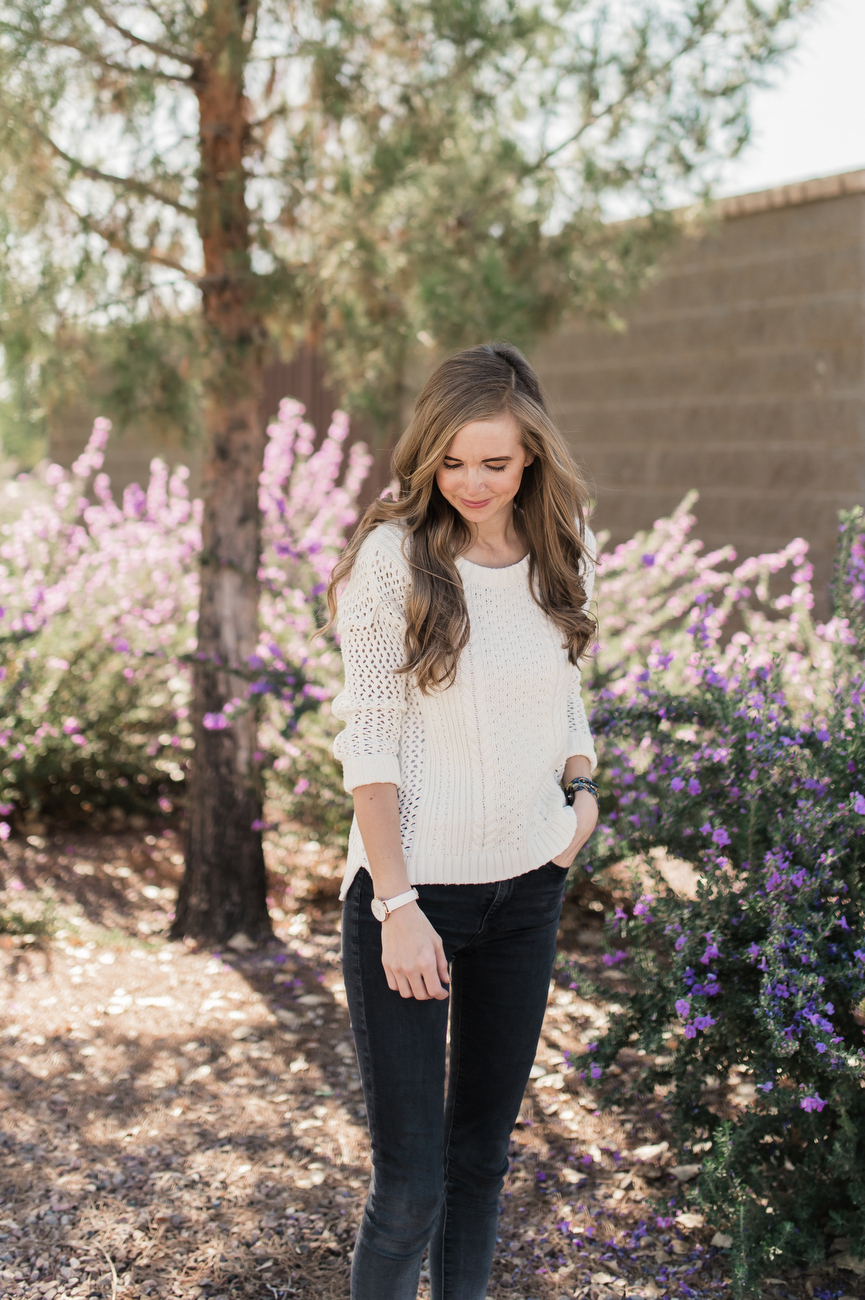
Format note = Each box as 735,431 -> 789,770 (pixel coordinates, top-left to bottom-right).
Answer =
171,0 -> 272,944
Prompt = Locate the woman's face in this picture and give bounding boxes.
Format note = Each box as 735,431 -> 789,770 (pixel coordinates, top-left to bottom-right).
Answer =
435,412 -> 533,528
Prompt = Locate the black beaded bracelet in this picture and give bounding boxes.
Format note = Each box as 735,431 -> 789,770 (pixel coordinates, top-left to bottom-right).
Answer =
564,776 -> 600,808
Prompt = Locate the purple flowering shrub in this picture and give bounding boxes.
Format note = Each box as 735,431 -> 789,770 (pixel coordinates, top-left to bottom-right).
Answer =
590,491 -> 851,718
0,402 -> 370,837
577,510 -> 865,1292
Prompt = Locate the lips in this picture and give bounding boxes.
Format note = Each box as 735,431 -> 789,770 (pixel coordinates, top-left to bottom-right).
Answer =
459,498 -> 492,509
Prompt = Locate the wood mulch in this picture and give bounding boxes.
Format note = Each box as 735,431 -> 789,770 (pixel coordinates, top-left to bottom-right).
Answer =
0,828 -> 856,1300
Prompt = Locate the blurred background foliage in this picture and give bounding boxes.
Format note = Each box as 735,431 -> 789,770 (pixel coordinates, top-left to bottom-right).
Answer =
0,0 -> 820,461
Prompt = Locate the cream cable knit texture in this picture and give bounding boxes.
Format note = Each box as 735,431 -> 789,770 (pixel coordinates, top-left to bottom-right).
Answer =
332,522 -> 597,899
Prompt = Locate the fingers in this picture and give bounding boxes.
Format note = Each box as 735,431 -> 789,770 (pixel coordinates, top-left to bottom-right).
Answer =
382,954 -> 449,1001
380,910 -> 450,1001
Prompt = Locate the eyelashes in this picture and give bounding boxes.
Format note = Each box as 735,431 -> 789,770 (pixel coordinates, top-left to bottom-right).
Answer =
442,463 -> 507,473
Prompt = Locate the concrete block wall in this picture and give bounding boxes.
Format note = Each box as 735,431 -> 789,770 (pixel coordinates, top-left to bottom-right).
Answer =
534,171 -> 865,610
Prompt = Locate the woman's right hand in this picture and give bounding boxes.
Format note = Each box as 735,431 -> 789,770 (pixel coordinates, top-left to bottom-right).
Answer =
380,902 -> 450,1001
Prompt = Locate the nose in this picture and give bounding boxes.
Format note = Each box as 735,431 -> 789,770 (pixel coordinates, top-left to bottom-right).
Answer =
464,467 -> 488,495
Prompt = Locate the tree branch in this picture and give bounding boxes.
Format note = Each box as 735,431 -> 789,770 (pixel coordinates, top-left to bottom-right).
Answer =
87,0 -> 197,68
38,129 -> 196,216
50,185 -> 199,280
0,24 -> 190,83
531,28 -> 709,173
83,214 -> 199,279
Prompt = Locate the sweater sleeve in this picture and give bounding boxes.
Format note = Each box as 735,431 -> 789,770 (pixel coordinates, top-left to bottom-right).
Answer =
566,527 -> 597,771
332,529 -> 410,793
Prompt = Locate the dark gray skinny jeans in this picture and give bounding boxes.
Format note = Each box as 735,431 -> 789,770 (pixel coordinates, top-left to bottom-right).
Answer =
342,861 -> 568,1300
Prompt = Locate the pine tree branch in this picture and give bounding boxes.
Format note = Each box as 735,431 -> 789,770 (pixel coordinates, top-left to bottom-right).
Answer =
87,1 -> 197,68
0,24 -> 190,83
38,129 -> 196,216
531,27 -> 713,173
84,217 -> 196,278
51,187 -> 199,280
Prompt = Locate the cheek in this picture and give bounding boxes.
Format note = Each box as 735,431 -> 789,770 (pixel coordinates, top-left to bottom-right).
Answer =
499,466 -> 526,495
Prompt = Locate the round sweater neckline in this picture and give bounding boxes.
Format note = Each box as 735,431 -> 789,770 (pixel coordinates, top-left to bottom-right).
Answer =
455,552 -> 530,586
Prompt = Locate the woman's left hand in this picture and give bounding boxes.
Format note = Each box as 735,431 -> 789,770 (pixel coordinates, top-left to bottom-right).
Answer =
551,790 -> 599,867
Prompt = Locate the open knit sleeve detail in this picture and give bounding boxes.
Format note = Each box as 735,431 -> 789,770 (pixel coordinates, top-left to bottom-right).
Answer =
331,527 -> 410,793
566,527 -> 598,771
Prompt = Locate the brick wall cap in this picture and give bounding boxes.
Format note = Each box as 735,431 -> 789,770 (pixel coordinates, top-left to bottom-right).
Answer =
712,169 -> 865,221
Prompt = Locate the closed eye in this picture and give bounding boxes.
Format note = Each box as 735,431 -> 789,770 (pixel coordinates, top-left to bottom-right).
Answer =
442,460 -> 510,472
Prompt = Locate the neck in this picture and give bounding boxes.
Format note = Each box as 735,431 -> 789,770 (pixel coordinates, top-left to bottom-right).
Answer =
472,511 -> 516,552
459,506 -> 527,568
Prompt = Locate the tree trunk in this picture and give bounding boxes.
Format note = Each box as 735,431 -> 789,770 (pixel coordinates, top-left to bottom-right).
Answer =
172,0 -> 271,944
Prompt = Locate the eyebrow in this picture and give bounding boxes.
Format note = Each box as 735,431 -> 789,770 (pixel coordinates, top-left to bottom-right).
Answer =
443,454 -> 513,462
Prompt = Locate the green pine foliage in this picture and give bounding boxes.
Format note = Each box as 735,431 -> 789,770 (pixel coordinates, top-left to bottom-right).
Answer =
0,0 -> 820,448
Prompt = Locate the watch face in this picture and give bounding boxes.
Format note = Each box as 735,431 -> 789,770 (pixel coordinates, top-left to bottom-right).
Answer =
371,897 -> 388,922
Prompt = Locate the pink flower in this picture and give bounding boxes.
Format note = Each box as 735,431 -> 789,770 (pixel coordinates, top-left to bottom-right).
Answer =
203,712 -> 229,731
0,822 -> 9,840
800,1095 -> 826,1113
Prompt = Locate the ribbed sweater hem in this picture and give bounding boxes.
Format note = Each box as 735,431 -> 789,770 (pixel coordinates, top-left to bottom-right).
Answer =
338,809 -> 578,901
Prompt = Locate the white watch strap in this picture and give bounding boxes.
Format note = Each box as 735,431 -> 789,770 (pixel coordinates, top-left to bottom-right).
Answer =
383,887 -> 419,915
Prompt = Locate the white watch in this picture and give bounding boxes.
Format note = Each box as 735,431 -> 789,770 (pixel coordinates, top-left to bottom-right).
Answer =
371,887 -> 419,922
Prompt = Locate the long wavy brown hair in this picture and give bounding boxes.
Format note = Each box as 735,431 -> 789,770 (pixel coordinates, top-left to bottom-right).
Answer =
326,342 -> 596,693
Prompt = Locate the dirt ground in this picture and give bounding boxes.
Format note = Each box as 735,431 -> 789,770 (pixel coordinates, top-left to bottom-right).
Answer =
0,828 -> 859,1300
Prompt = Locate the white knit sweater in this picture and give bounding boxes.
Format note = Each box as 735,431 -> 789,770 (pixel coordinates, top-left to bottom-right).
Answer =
332,522 -> 596,899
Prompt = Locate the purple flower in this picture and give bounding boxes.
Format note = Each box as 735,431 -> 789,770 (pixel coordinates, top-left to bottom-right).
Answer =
712,827 -> 731,847
590,1064 -> 603,1079
757,1082 -> 773,1092
670,777 -> 684,792
687,778 -> 702,796
203,712 -> 229,730
815,1043 -> 827,1054
700,943 -> 720,964
642,554 -> 656,567
694,1015 -> 716,1031
800,1094 -> 826,1113
675,999 -> 690,1019
684,1024 -> 697,1039
748,944 -> 761,959
853,793 -> 865,815
700,822 -> 712,835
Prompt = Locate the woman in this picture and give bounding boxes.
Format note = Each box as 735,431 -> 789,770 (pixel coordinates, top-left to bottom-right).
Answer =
327,342 -> 599,1300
